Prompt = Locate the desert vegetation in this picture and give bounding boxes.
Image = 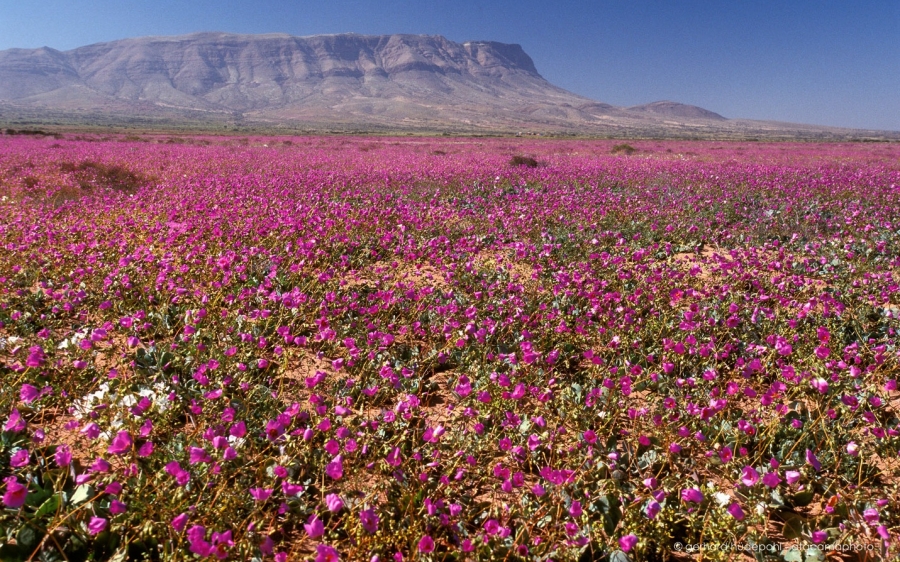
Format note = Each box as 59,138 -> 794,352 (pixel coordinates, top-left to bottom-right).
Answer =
1,135 -> 899,561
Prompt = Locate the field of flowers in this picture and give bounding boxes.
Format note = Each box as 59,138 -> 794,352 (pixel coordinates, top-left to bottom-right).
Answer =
1,134 -> 899,561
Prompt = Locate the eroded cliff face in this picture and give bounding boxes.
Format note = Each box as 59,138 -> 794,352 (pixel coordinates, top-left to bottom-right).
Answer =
0,33 -> 555,112
5,31 -> 877,138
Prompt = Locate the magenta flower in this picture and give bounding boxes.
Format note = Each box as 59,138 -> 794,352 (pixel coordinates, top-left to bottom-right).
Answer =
2,476 -> 27,508
187,525 -> 212,557
325,456 -> 343,480
325,493 -> 344,512
360,508 -> 379,533
171,513 -> 189,532
88,516 -> 108,535
645,499 -> 661,519
385,447 -> 402,467
250,487 -> 273,502
805,449 -> 822,472
10,449 -> 29,467
727,502 -> 745,520
90,458 -> 111,473
304,515 -> 324,538
138,441 -> 154,457
315,544 -> 340,562
619,534 -> 638,552
863,508 -> 880,525
189,447 -> 212,464
26,346 -> 46,367
107,431 -> 133,455
19,384 -> 40,404
762,472 -> 781,488
811,530 -> 828,544
4,409 -> 25,433
81,422 -> 101,439
569,500 -> 582,517
740,466 -> 759,487
229,421 -> 247,438
681,488 -> 704,504
418,535 -> 435,553
55,445 -> 72,467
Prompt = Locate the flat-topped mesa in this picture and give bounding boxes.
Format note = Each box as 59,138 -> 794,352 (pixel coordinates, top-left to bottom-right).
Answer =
2,31 -> 890,137
0,33 -> 548,110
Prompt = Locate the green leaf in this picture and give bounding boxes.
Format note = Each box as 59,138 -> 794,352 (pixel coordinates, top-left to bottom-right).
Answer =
781,547 -> 803,562
69,484 -> 93,506
781,513 -> 805,540
33,493 -> 61,519
16,525 -> 40,550
518,419 -> 532,435
804,547 -> 825,562
0,543 -> 25,562
788,490 -> 814,508
25,482 -> 52,508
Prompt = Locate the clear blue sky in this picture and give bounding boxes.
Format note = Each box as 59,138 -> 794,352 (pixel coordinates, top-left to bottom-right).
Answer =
1,0 -> 897,131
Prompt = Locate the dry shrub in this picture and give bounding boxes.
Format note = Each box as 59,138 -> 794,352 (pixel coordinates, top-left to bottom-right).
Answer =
509,155 -> 538,167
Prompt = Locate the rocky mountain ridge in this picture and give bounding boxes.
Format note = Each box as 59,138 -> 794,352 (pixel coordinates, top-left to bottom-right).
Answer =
0,32 -> 893,138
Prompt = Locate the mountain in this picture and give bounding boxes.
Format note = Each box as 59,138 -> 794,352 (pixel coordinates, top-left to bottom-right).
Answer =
628,101 -> 726,121
0,32 -> 894,139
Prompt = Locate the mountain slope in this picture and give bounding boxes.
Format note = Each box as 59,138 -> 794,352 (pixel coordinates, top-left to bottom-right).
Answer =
0,32 -> 894,138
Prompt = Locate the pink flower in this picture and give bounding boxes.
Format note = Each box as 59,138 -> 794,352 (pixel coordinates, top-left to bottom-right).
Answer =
107,431 -> 133,455
4,409 -> 25,433
189,447 -> 212,464
569,500 -> 582,517
10,449 -> 29,467
304,515 -> 324,538
727,502 -> 745,520
811,530 -> 828,544
20,384 -> 40,404
315,544 -> 340,562
81,422 -> 101,439
863,508 -> 880,525
88,516 -> 108,535
250,488 -> 273,502
2,476 -> 27,508
229,421 -> 247,438
418,535 -> 435,553
325,493 -> 344,512
360,508 -> 379,533
806,449 -> 822,472
325,456 -> 343,480
681,488 -> 704,503
55,445 -> 72,467
645,500 -> 661,519
740,466 -> 759,486
785,470 -> 801,485
187,525 -> 212,556
109,499 -> 127,514
386,447 -> 402,467
619,534 -> 638,552
762,472 -> 781,488
171,513 -> 189,532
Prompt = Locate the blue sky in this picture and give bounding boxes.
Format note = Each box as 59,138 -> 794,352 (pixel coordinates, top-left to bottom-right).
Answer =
1,0 -> 897,130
